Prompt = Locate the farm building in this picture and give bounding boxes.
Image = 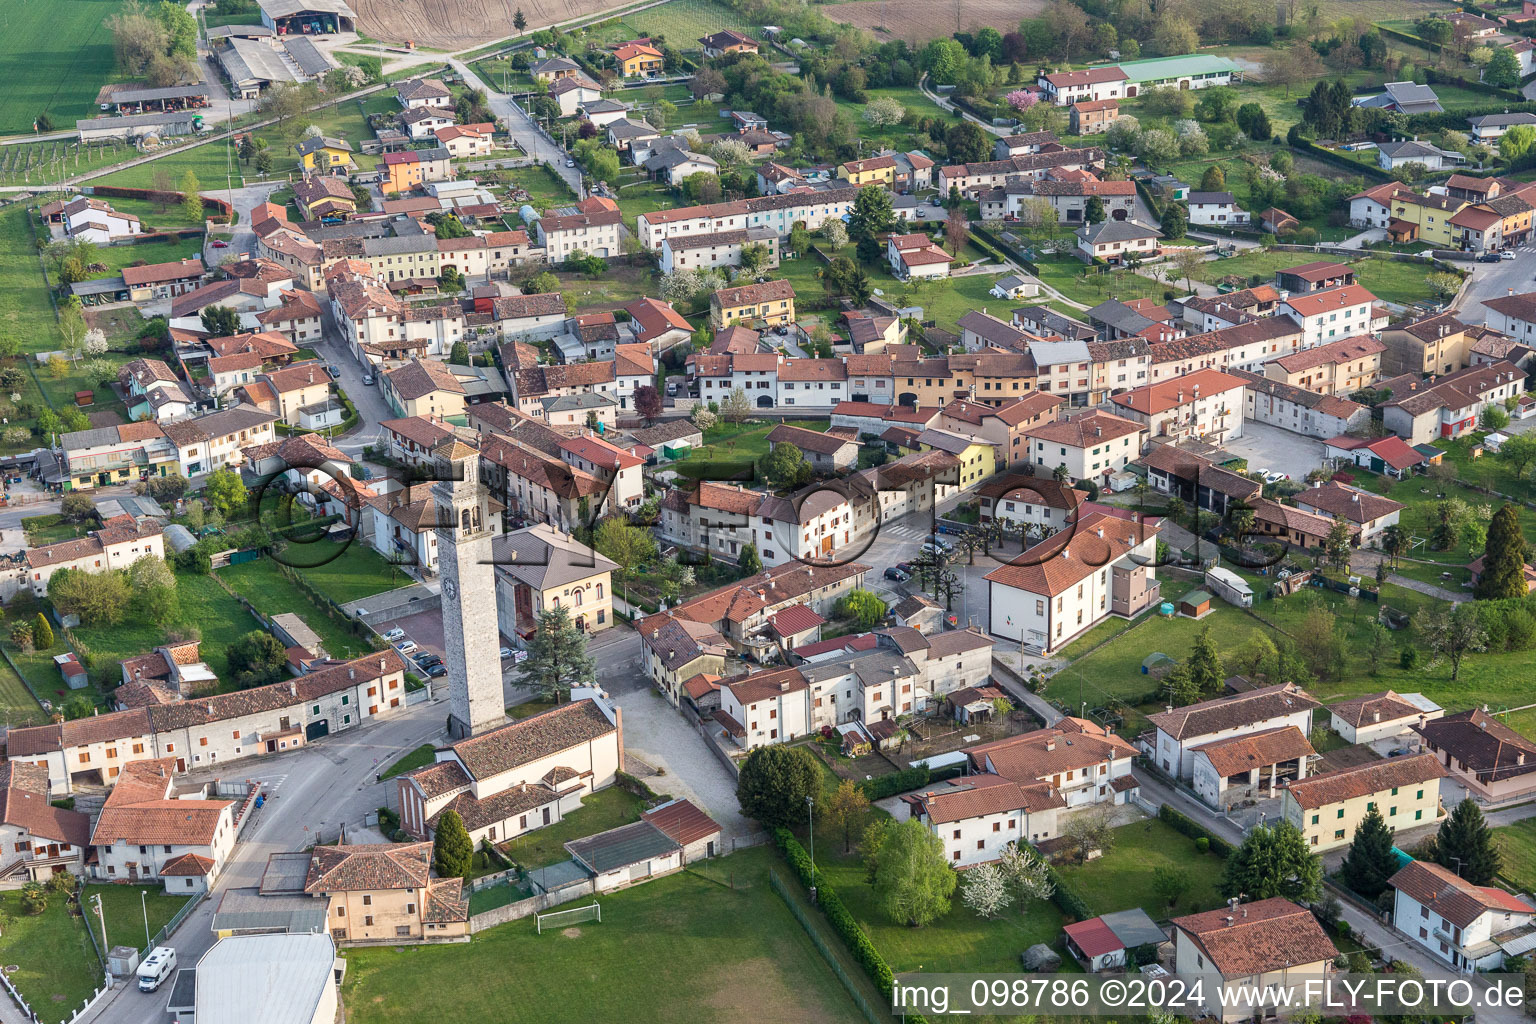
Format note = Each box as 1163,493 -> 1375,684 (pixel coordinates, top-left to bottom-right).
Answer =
258,0 -> 356,34
77,111 -> 200,143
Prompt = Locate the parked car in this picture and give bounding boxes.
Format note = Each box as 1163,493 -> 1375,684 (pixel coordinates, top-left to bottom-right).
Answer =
1501,250 -> 1517,261
413,652 -> 441,668
499,647 -> 516,659
392,639 -> 418,655
327,365 -> 342,379
381,627 -> 406,643
210,240 -> 228,249
884,567 -> 910,582
1477,252 -> 1502,263
1263,471 -> 1289,484
920,540 -> 949,557
895,561 -> 915,574
426,663 -> 448,678
362,374 -> 375,386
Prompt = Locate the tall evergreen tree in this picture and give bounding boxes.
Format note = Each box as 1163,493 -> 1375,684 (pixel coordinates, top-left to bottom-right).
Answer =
1434,798 -> 1501,885
1339,806 -> 1398,900
516,604 -> 596,702
31,613 -> 53,651
1221,822 -> 1322,903
1186,625 -> 1222,698
1475,504 -> 1529,600
432,809 -> 473,878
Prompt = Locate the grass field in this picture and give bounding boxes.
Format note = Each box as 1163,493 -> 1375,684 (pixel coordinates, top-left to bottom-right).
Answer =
0,653 -> 47,727
624,0 -> 760,48
498,787 -> 647,869
69,572 -> 262,687
0,887 -> 101,1024
1191,250 -> 1451,306
217,557 -> 376,661
342,845 -> 863,1024
280,540 -> 411,600
0,204 -> 62,352
86,138 -> 246,191
1055,817 -> 1227,921
81,885 -> 191,952
0,0 -> 120,137
1497,818 -> 1536,894
669,417 -> 831,481
818,843 -> 1068,974
84,237 -> 205,282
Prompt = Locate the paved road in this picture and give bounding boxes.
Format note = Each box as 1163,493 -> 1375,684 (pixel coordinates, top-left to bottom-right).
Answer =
1455,246 -> 1533,325
918,75 -> 1008,138
451,59 -> 583,199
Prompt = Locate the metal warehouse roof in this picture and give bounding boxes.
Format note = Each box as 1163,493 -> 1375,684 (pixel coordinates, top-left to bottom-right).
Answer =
1111,54 -> 1239,83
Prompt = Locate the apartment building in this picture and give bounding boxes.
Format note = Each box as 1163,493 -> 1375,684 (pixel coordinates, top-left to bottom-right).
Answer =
1281,753 -> 1446,851
1109,368 -> 1246,443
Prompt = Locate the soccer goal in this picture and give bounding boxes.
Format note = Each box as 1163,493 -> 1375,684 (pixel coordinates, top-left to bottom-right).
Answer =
536,902 -> 601,934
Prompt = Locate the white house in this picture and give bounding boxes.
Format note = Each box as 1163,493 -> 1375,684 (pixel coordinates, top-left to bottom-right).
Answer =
1328,690 -> 1443,746
1186,191 -> 1249,227
1075,220 -> 1160,264
1390,859 -> 1535,972
1377,139 -> 1459,172
1190,726 -> 1315,810
1292,481 -> 1404,544
1278,285 -> 1378,347
965,718 -> 1140,813
984,510 -> 1162,653
62,196 -> 141,242
90,758 -> 239,893
886,232 -> 954,280
1146,683 -> 1320,782
901,777 -> 1055,867
0,763 -> 91,881
1037,66 -> 1127,106
1024,410 -> 1145,483
1466,112 -> 1536,143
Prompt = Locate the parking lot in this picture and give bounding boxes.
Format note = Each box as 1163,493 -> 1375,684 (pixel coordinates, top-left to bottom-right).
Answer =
1222,421 -> 1326,482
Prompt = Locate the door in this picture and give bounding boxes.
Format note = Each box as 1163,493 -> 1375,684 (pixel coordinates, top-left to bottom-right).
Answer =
542,807 -> 551,826
305,719 -> 329,741
175,758 -> 185,772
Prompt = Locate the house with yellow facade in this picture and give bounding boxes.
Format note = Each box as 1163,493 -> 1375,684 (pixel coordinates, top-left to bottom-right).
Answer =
259,843 -> 469,943
914,427 -> 996,490
614,42 -> 664,78
294,135 -> 354,173
710,278 -> 795,328
1280,752 -> 1446,852
839,155 -> 897,187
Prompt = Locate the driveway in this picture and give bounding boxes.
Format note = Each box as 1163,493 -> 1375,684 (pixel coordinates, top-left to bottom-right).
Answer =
450,59 -> 583,198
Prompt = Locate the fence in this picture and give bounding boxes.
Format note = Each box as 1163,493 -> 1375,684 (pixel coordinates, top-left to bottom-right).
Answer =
468,876 -> 596,933
768,869 -> 886,1024
143,891 -> 204,959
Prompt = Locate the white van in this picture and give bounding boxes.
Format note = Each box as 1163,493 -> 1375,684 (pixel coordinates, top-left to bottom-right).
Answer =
137,947 -> 177,992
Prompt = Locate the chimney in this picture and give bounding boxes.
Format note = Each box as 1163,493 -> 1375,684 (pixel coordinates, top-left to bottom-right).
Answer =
1521,753 -> 1528,766
349,668 -> 355,679
1046,736 -> 1056,751
1225,916 -> 1235,927
1242,906 -> 1248,918
289,680 -> 297,696
206,704 -> 214,717
1373,711 -> 1381,723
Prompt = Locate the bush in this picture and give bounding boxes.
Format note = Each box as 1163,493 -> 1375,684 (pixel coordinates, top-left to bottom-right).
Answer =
1195,836 -> 1210,854
1044,861 -> 1094,921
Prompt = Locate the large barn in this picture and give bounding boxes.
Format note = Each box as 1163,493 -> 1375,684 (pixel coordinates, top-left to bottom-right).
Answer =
258,0 -> 356,35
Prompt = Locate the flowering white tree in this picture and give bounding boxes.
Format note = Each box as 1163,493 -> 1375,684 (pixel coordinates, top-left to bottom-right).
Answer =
998,842 -> 1054,904
961,862 -> 1013,919
709,138 -> 751,169
1174,119 -> 1208,157
864,96 -> 906,127
823,219 -> 848,251
691,406 -> 717,431
82,329 -> 108,356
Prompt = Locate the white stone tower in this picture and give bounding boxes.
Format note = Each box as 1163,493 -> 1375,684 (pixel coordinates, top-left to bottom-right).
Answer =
431,439 -> 503,739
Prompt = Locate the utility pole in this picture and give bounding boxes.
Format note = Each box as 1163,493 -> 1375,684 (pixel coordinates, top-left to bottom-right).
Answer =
91,893 -> 107,952
141,889 -> 151,948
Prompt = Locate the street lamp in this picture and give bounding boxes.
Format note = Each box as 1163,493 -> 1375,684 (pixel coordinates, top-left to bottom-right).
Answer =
806,795 -> 817,904
142,889 -> 151,948
90,893 -> 107,952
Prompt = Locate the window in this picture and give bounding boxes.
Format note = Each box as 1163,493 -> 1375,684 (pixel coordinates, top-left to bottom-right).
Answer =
407,903 -> 416,914
232,731 -> 240,740
1337,808 -> 1345,818
365,916 -> 374,927
337,906 -> 346,917
1334,829 -> 1345,840
199,737 -> 208,747
313,705 -> 321,715
1311,814 -> 1318,825
1416,809 -> 1423,820
363,895 -> 372,906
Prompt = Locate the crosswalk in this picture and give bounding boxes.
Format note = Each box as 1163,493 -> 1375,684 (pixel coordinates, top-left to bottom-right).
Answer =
880,522 -> 932,539
245,772 -> 289,795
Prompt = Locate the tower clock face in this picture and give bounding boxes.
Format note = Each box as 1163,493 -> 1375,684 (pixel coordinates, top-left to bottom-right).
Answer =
444,579 -> 457,601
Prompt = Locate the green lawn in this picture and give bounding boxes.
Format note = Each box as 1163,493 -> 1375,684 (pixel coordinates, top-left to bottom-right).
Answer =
624,0 -> 760,47
69,572 -> 262,688
508,699 -> 558,719
0,888 -> 101,1024
282,541 -> 412,601
669,418 -> 830,481
466,878 -> 533,915
1496,818 -> 1536,894
836,86 -> 942,148
1056,817 -> 1227,921
82,885 -> 191,952
85,237 -> 205,282
817,844 -> 1068,974
1191,249 -> 1452,306
483,164 -> 577,213
22,515 -> 88,546
217,557 -> 375,661
499,787 -> 648,869
1033,253 -> 1170,308
380,744 -> 437,781
86,139 -> 246,192
0,652 -> 47,727
342,846 -> 863,1024
0,0 -> 119,136
0,204 -> 61,352
1055,565 -> 1536,740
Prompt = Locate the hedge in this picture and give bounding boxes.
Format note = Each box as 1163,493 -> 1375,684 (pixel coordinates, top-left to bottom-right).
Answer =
1424,67 -> 1522,102
1406,100 -> 1536,134
773,829 -> 904,1005
857,763 -> 963,801
1289,137 -> 1392,183
1371,23 -> 1443,54
1158,803 -> 1237,858
87,184 -> 234,222
1043,861 -> 1095,921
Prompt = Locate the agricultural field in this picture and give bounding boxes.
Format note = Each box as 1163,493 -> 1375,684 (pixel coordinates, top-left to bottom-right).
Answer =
0,139 -> 140,187
820,0 -> 1045,44
353,0 -> 657,49
622,0 -> 761,47
0,0 -> 120,137
0,203 -> 62,353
